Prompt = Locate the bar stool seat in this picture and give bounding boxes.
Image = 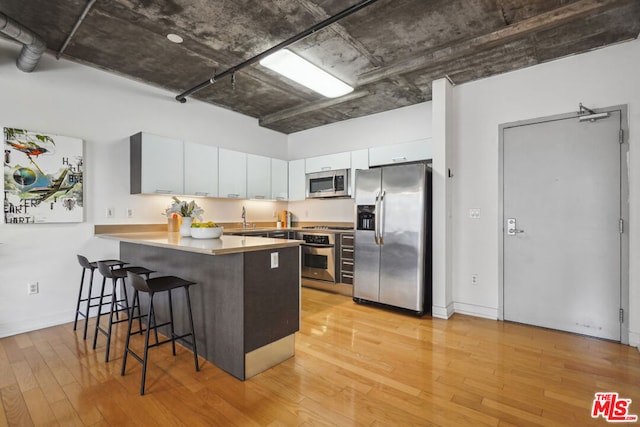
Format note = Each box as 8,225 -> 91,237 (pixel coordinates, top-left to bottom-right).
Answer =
122,271 -> 199,395
74,255 -> 127,340
93,262 -> 154,362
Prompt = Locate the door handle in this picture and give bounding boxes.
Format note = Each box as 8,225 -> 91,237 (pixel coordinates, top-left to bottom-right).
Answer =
379,190 -> 385,245
374,191 -> 380,245
507,218 -> 525,236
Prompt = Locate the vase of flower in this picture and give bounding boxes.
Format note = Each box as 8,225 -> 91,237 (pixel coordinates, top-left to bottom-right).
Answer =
179,216 -> 193,236
164,197 -> 204,237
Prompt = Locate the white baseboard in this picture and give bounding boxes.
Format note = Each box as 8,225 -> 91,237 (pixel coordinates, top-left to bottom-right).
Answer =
0,310 -> 75,339
453,302 -> 499,320
629,331 -> 640,350
432,302 -> 454,319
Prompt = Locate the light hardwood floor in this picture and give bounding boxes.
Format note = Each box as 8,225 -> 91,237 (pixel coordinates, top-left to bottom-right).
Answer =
1,287 -> 639,426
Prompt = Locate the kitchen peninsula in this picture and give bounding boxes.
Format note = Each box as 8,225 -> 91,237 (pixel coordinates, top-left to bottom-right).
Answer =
98,231 -> 301,380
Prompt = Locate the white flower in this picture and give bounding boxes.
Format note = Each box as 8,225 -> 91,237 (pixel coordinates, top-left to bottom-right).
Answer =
164,196 -> 204,221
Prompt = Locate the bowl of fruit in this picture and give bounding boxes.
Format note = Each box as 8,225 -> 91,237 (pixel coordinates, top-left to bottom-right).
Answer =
190,221 -> 223,239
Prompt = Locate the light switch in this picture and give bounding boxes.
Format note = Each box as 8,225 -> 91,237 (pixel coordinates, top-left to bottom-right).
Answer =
270,252 -> 279,269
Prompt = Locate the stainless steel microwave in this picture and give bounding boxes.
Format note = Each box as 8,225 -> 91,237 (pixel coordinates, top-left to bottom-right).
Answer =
306,169 -> 350,199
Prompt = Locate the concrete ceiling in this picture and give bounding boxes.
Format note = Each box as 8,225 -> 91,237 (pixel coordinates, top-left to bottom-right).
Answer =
2,0 -> 639,134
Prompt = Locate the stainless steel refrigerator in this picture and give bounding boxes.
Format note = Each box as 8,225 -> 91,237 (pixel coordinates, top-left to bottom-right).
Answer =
353,163 -> 432,315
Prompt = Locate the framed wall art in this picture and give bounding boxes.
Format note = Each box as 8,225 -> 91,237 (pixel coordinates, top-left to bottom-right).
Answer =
3,127 -> 84,223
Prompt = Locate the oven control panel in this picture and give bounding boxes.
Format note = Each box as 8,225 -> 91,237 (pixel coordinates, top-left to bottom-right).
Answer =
301,234 -> 331,245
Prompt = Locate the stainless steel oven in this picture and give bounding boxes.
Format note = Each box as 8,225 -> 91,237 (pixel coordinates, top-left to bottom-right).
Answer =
297,231 -> 336,283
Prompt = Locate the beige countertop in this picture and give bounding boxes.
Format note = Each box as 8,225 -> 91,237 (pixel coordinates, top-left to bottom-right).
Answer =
98,231 -> 302,255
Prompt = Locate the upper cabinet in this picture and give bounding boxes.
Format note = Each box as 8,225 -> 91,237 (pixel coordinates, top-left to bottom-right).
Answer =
184,142 -> 218,197
305,152 -> 351,174
130,132 -> 184,195
271,158 -> 288,201
368,138 -> 432,167
350,149 -> 369,198
288,159 -> 306,201
247,154 -> 271,200
218,148 -> 247,199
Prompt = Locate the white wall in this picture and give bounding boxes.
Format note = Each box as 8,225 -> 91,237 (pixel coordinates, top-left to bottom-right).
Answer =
287,102 -> 432,159
0,39 -> 287,337
450,38 -> 640,346
286,102 -> 433,222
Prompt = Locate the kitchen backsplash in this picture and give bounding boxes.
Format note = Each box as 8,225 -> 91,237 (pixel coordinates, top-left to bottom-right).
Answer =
99,195 -> 354,225
287,198 -> 354,223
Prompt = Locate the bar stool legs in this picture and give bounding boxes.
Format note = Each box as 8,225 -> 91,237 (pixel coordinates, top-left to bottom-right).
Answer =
93,262 -> 154,362
74,255 -> 125,340
122,272 -> 199,395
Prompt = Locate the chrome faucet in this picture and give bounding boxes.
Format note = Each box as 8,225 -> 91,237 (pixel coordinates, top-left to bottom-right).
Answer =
241,205 -> 247,228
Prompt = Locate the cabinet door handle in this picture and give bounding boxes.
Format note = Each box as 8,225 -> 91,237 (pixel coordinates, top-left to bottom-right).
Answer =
391,156 -> 407,162
195,191 -> 209,196
275,196 -> 285,201
227,193 -> 239,198
254,195 -> 265,199
154,189 -> 174,194
321,166 -> 331,171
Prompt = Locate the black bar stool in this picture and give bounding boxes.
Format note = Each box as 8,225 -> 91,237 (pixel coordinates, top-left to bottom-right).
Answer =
93,261 -> 154,362
122,271 -> 199,395
74,255 -> 127,340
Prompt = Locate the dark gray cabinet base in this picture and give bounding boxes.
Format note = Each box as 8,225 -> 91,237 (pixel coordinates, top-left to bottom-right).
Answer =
120,242 -> 300,380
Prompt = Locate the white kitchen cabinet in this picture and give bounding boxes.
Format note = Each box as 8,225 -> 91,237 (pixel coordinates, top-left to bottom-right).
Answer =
271,158 -> 288,200
350,149 -> 369,198
130,132 -> 184,195
368,138 -> 432,167
247,154 -> 271,199
218,148 -> 247,199
184,142 -> 218,197
288,159 -> 306,201
305,152 -> 351,173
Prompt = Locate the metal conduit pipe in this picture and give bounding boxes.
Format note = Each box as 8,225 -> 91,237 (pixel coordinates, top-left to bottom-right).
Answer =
0,12 -> 46,72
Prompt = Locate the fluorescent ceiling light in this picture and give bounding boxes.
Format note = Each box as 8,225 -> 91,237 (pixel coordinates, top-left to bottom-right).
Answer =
260,49 -> 353,98
167,33 -> 183,44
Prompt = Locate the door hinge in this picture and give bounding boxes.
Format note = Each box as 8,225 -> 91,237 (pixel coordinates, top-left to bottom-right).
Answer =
619,129 -> 624,144
620,308 -> 624,323
619,218 -> 624,233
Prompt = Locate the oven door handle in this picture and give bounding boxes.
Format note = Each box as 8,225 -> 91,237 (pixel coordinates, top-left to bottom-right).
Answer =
301,243 -> 334,248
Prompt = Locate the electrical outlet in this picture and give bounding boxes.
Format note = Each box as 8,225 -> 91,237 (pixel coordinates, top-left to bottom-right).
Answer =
270,252 -> 279,269
126,208 -> 134,218
471,274 -> 479,286
469,208 -> 480,219
105,207 -> 114,218
28,282 -> 39,295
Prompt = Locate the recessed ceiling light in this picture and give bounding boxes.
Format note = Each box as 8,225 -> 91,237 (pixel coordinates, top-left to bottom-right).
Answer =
167,33 -> 183,44
260,49 -> 353,98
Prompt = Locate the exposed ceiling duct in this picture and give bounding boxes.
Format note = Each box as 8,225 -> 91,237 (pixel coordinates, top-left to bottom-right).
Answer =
0,12 -> 46,72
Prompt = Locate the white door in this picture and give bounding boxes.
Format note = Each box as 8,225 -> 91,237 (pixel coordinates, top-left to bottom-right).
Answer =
502,109 -> 627,341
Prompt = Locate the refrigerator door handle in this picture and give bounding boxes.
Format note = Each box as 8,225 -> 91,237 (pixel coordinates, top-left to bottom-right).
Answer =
374,190 -> 381,245
379,190 -> 386,245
